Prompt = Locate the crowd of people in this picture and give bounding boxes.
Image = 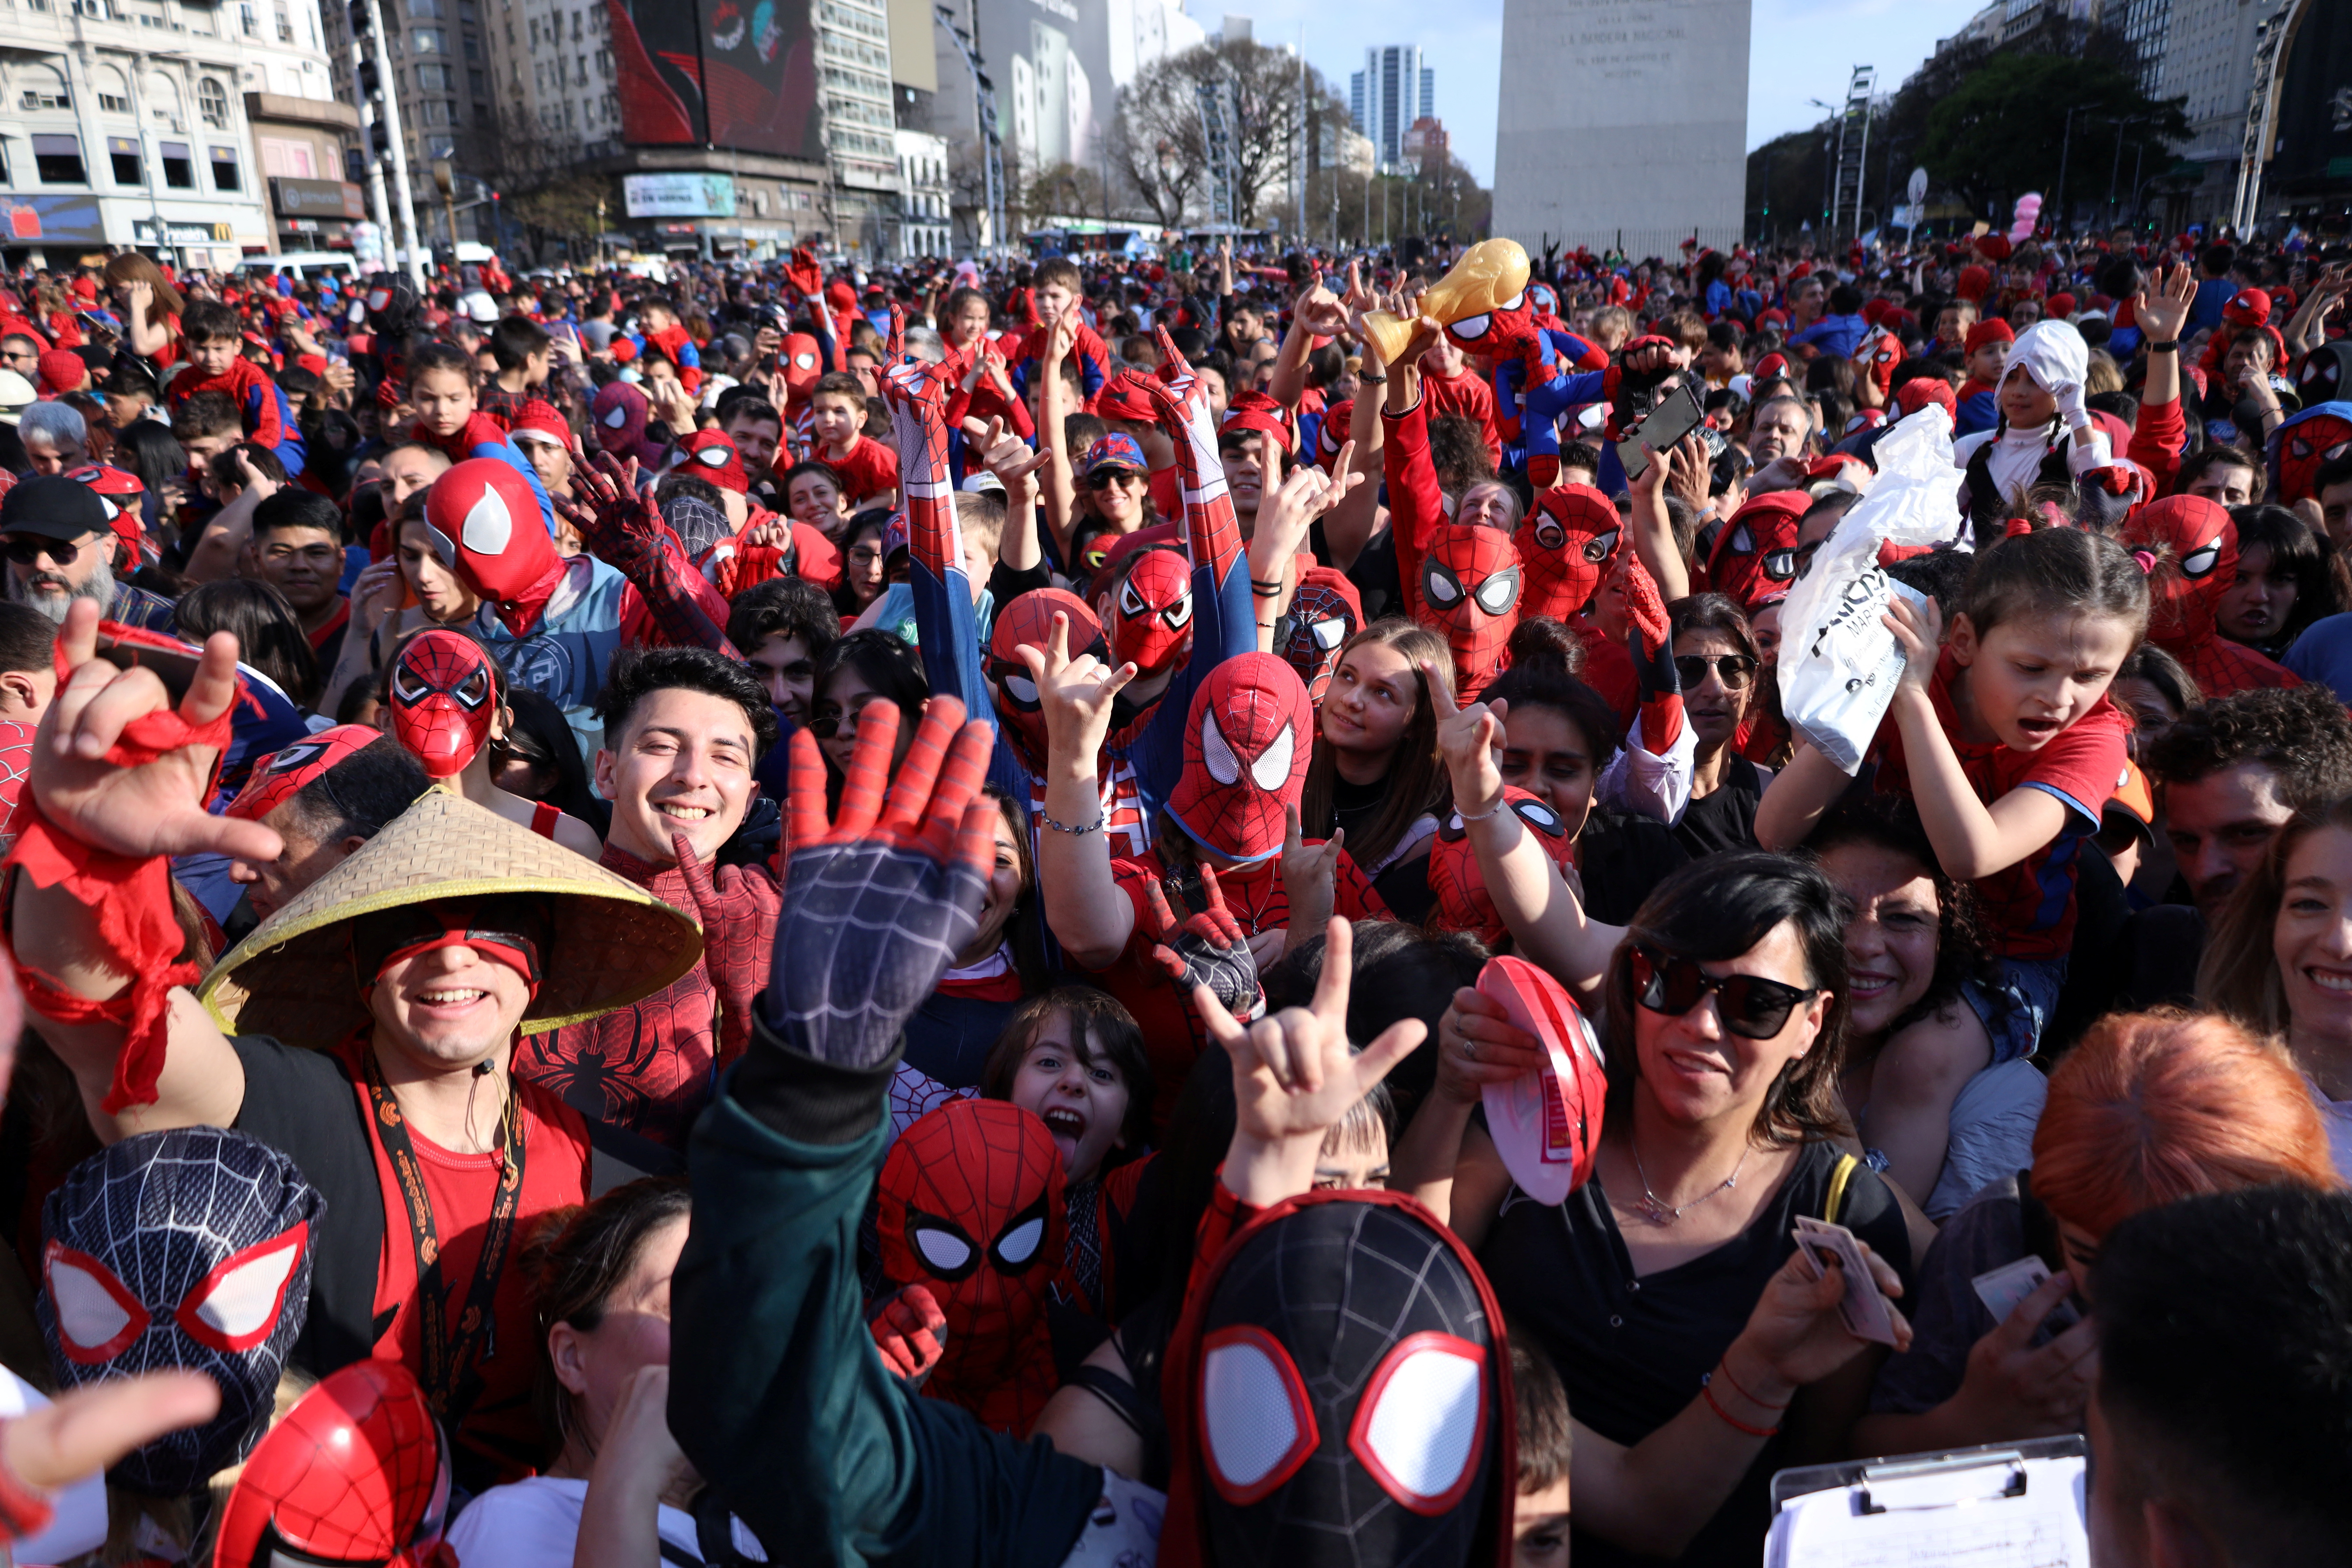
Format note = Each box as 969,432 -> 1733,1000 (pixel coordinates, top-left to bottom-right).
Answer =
0,218 -> 2333,1567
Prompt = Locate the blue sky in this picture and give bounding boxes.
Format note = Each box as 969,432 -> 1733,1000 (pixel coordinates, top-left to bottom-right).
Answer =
1184,0 -> 1981,184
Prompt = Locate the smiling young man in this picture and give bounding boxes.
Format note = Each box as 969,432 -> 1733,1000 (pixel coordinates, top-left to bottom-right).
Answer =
10,601 -> 698,1492
250,490 -> 353,666
516,646 -> 783,1167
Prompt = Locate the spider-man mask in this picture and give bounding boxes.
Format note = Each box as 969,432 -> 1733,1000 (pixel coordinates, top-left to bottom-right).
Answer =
421,457 -> 561,610
1278,567 -> 1363,703
1428,788 -> 1576,948
1167,653 -> 1314,863
388,629 -> 498,778
989,589 -> 1104,766
1443,288 -> 1540,365
41,1127 -> 319,1495
2276,405 -> 2352,504
1854,330 -> 1902,398
877,1100 -> 1065,1433
226,723 -> 382,821
2121,494 -> 2234,651
2296,342 -> 2352,408
213,1359 -> 453,1568
1111,547 -> 1195,674
678,429 -> 749,493
1168,1192 -> 1513,1568
1707,491 -> 1808,610
1420,526 -> 1521,689
1520,483 -> 1620,621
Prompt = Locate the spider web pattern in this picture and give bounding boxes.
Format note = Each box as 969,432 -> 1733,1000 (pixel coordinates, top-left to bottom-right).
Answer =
1199,1202 -> 1494,1568
876,1101 -> 1065,1433
881,360 -> 960,582
1418,527 -> 1521,691
1521,484 -> 1617,622
1166,655 -> 1311,863
771,840 -> 986,1071
40,1127 -> 320,1494
220,1360 -> 447,1566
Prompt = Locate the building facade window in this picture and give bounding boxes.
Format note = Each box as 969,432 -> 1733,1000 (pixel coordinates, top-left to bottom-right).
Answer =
33,133 -> 85,183
161,140 -> 195,186
108,137 -> 141,184
198,77 -> 230,127
210,143 -> 240,188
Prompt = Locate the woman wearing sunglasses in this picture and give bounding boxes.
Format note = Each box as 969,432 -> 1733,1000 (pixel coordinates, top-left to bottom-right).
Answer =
1394,846 -> 1913,1566
1605,594 -> 1774,857
807,630 -> 928,802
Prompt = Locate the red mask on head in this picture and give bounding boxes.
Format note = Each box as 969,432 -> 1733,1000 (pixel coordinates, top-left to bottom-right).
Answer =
226,724 -> 381,821
1428,789 -> 1576,946
678,429 -> 748,493
2278,411 -> 2352,504
2121,494 -> 2234,652
388,629 -> 498,779
1706,492 -> 1808,611
1167,653 -> 1312,863
1279,567 -> 1363,704
422,458 -> 561,629
1418,525 -> 1521,689
1111,547 -> 1194,674
990,589 -> 1102,767
212,1360 -> 451,1568
1443,285 -> 1539,364
1520,483 -> 1620,621
876,1100 -> 1065,1435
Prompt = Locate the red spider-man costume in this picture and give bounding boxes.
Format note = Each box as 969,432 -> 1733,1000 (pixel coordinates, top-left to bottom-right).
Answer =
988,588 -> 1102,771
1166,653 -> 1314,863
1385,391 -> 1519,695
678,428 -> 749,493
1278,567 -> 1363,704
420,457 -> 566,636
1109,546 -> 1195,674
1703,491 -> 1808,611
2120,495 -> 2298,696
1520,482 -> 1619,621
1427,788 -> 1576,947
213,1360 -> 453,1568
386,630 -> 497,779
874,1099 -> 1065,1435
226,724 -> 381,821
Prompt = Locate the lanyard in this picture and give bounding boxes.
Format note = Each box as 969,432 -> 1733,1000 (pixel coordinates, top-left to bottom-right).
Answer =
360,1048 -> 527,1426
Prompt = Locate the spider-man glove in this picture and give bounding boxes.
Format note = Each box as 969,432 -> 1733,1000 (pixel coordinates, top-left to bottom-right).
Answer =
1603,335 -> 1681,442
560,453 -> 732,652
1625,555 -> 1684,754
1143,864 -> 1264,1023
761,698 -> 997,1070
673,835 -> 779,1068
869,1284 -> 948,1384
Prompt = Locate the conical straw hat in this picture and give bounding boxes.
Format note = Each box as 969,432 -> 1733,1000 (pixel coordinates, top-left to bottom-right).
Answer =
197,790 -> 703,1043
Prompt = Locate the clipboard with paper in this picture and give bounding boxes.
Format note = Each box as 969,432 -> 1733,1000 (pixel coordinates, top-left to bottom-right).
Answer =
1763,1436 -> 2088,1566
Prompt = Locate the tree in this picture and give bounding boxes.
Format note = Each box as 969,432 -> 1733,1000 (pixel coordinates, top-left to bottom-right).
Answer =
1921,52 -> 2190,227
1114,36 -> 1340,229
1024,161 -> 1103,223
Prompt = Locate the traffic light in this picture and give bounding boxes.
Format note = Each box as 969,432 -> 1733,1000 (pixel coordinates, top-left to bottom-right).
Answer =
357,56 -> 380,97
369,119 -> 392,155
348,0 -> 371,34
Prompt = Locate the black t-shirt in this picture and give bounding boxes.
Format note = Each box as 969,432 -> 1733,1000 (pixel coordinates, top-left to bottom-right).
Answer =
1673,756 -> 1767,859
227,1034 -> 385,1379
1576,809 -> 1691,925
1480,1140 -> 1915,1568
1308,518 -> 1401,624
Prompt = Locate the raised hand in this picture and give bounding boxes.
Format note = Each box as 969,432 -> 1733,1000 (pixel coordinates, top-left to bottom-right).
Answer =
555,450 -> 654,555
1624,552 -> 1683,752
1433,986 -> 1547,1106
2133,262 -> 2197,348
30,602 -> 280,866
672,833 -> 770,1065
1426,659 -> 1508,820
1014,610 -> 1137,768
963,414 -> 1052,502
1142,864 -> 1260,1022
765,697 -> 996,1069
1276,804 -> 1343,953
1193,917 -> 1428,1206
1881,592 -> 1942,695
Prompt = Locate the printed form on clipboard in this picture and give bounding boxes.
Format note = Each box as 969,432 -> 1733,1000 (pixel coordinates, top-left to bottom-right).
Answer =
1764,1436 -> 2088,1567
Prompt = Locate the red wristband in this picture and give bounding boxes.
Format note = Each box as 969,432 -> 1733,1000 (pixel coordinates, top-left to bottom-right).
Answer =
1702,1380 -> 1779,1438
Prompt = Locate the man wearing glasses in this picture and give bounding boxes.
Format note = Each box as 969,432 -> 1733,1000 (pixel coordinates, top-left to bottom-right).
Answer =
0,475 -> 176,631
0,335 -> 41,383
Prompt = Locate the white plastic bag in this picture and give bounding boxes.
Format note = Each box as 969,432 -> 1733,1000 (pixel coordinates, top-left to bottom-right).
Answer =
1775,407 -> 1965,774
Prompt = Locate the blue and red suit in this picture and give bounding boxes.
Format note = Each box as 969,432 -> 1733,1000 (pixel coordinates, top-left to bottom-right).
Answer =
165,358 -> 307,478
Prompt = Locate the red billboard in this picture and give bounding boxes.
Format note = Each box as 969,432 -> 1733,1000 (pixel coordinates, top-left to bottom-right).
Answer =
603,0 -> 819,158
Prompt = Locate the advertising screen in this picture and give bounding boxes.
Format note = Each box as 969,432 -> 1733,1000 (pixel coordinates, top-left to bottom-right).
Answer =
604,0 -> 820,157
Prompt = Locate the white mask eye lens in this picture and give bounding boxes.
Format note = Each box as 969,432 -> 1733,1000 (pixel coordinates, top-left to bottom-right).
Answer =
1349,1332 -> 1488,1514
1202,1326 -> 1318,1503
1249,723 -> 1295,792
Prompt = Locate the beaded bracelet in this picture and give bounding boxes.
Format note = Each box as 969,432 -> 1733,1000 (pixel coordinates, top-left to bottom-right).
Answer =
1457,797 -> 1508,823
1041,812 -> 1103,836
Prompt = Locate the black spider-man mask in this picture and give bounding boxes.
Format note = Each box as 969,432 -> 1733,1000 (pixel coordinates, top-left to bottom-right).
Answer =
1172,1193 -> 1513,1568
41,1127 -> 319,1494
2297,342 -> 2352,407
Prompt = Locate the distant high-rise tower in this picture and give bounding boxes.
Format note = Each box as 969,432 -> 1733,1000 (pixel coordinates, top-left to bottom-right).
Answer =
1351,46 -> 1432,172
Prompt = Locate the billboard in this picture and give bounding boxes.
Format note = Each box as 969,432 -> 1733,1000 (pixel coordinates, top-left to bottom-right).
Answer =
624,172 -> 737,216
2269,0 -> 2352,201
604,0 -> 820,157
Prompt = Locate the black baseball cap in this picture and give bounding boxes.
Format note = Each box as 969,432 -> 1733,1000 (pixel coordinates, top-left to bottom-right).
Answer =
0,473 -> 111,543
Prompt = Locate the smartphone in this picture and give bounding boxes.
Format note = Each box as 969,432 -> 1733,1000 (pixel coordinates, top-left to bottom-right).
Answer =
1616,381 -> 1706,481
91,629 -> 206,704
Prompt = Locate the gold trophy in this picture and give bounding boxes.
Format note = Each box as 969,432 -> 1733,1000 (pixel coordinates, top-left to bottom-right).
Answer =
1360,239 -> 1533,366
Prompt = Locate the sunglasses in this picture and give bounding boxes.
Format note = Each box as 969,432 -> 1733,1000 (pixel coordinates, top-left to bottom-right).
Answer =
1,534 -> 93,565
1085,469 -> 1144,490
1673,652 -> 1757,690
1631,946 -> 1820,1040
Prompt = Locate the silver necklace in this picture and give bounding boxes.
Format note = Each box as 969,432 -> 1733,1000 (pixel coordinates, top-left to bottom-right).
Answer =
1629,1139 -> 1748,1226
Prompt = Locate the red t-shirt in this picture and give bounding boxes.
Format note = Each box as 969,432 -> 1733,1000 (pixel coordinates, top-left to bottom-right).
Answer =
1095,847 -> 1390,1132
824,434 -> 900,507
1871,647 -> 2131,960
332,1037 -> 591,1484
1423,369 -> 1502,465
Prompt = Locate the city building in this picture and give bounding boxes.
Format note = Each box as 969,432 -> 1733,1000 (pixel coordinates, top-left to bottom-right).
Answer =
0,0 -> 348,268
1402,114 -> 1446,175
1349,44 -> 1433,174
895,126 -> 949,257
486,0 -> 619,159
320,0 -> 497,247
820,0 -> 899,257
2140,0 -> 2295,221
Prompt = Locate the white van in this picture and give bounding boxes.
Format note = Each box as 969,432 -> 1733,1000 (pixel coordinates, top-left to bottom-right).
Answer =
237,252 -> 361,283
